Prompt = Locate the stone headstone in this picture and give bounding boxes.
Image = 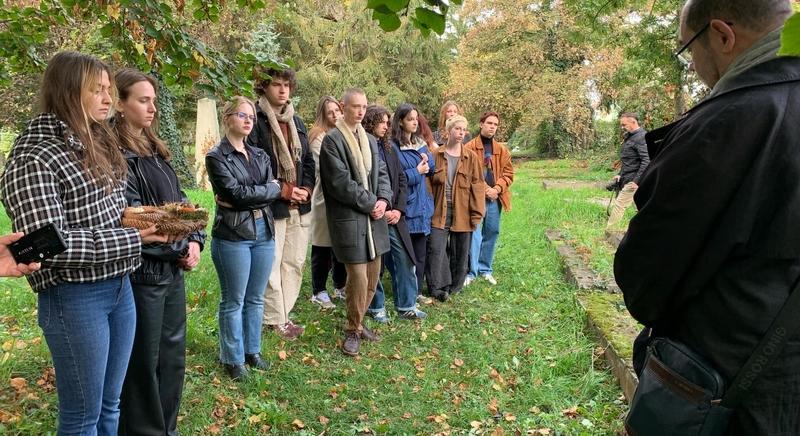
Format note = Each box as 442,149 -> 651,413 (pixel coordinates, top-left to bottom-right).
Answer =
195,98 -> 220,191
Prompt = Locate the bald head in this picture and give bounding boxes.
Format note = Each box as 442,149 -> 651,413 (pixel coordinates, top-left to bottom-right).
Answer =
683,0 -> 792,35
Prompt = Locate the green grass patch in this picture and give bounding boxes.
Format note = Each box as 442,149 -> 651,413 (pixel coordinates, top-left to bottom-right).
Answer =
0,159 -> 631,434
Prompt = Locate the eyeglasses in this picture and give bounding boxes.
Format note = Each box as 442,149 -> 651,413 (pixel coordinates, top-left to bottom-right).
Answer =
236,112 -> 256,121
674,21 -> 733,67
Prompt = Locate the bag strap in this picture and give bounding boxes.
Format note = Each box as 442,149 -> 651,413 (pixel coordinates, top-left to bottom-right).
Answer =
721,274 -> 800,407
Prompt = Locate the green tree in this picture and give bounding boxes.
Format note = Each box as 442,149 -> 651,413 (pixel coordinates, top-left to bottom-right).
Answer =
268,0 -> 457,121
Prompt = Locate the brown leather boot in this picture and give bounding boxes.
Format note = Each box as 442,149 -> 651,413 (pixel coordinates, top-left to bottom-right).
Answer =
360,324 -> 381,342
341,331 -> 361,356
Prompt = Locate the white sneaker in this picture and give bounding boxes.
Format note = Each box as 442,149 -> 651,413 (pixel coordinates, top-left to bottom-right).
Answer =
482,274 -> 497,286
417,294 -> 433,305
333,287 -> 346,300
311,291 -> 336,309
463,276 -> 475,287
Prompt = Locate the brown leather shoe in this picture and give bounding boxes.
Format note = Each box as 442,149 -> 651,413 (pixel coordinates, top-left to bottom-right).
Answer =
341,331 -> 360,356
360,324 -> 381,342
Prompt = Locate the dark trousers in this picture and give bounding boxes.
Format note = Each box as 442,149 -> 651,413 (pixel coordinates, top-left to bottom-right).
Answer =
410,233 -> 429,295
119,274 -> 186,436
310,245 -> 347,295
426,227 -> 472,295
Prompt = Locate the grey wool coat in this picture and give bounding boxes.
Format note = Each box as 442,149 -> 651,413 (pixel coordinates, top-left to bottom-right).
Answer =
319,127 -> 392,264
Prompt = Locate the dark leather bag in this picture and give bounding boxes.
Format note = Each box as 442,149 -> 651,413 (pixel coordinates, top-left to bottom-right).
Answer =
625,338 -> 733,435
625,276 -> 800,436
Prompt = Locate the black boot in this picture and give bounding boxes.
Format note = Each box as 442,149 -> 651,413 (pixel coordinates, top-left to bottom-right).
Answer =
245,353 -> 270,370
223,363 -> 248,381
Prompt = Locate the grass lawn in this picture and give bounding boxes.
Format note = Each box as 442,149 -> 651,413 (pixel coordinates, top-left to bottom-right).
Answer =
0,159 -> 632,434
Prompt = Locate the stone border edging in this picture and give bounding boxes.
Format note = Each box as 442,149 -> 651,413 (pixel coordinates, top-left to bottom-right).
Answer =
545,228 -> 638,401
541,180 -> 606,190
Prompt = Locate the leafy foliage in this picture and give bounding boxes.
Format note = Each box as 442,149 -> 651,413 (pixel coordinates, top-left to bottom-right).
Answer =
0,0 -> 285,97
366,0 -> 463,36
779,12 -> 800,56
270,0 -> 457,121
448,0 -> 616,155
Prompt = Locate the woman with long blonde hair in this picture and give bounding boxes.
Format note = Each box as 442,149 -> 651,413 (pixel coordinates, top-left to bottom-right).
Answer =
0,51 -> 167,434
308,96 -> 346,309
433,100 -> 471,146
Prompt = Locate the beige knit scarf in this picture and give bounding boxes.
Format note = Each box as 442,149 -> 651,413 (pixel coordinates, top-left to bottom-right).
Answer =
335,118 -> 376,259
259,97 -> 302,183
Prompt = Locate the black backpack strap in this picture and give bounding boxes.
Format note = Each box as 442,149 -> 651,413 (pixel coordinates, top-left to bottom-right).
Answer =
721,274 -> 800,407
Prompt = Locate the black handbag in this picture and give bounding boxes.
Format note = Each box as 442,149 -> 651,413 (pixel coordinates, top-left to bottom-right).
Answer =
625,277 -> 800,436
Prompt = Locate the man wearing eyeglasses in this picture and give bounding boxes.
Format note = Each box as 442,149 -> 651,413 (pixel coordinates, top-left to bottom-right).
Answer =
606,112 -> 649,231
464,111 -> 514,287
615,0 -> 800,433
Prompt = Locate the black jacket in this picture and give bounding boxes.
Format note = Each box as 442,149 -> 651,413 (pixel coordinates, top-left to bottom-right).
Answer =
617,128 -> 649,185
320,127 -> 392,264
377,139 -> 414,260
125,150 -> 206,285
206,137 -> 282,241
615,57 -> 800,435
247,104 -> 315,218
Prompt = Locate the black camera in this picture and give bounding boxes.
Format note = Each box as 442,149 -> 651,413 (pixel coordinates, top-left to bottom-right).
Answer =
9,223 -> 67,264
605,180 -> 622,192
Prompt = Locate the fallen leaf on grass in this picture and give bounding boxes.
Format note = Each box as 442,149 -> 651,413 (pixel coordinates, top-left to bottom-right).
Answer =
402,412 -> 412,419
488,398 -> 499,414
427,413 -> 448,423
319,415 -> 330,425
0,409 -> 21,424
207,424 -> 221,434
278,350 -> 287,361
9,377 -> 27,394
504,412 -> 516,422
453,358 -> 464,367
292,418 -> 305,429
470,420 -> 483,429
420,331 -> 428,341
562,406 -> 579,418
490,427 -> 505,436
530,428 -> 551,435
529,406 -> 541,414
434,324 -> 444,331
247,414 -> 262,424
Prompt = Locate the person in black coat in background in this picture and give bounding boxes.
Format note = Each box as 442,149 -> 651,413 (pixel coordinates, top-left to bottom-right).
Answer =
319,89 -> 392,357
615,0 -> 800,433
605,112 -> 649,230
114,68 -> 205,436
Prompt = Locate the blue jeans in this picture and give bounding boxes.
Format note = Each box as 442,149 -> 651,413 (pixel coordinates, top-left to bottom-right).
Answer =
38,275 -> 136,436
369,226 -> 418,312
212,218 -> 275,365
469,200 -> 501,278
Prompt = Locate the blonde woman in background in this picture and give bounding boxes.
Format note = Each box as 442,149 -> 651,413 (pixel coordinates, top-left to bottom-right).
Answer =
308,96 -> 346,309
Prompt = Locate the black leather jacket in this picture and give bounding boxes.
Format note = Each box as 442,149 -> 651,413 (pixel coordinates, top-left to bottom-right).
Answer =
125,150 -> 206,285
206,137 -> 282,241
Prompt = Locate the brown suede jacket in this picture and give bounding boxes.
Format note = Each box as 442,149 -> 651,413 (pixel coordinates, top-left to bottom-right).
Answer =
463,136 -> 514,211
430,146 -> 485,232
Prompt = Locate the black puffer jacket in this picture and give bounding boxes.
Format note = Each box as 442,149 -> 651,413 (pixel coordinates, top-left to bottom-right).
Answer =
617,128 -> 649,185
125,150 -> 206,285
206,137 -> 282,241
